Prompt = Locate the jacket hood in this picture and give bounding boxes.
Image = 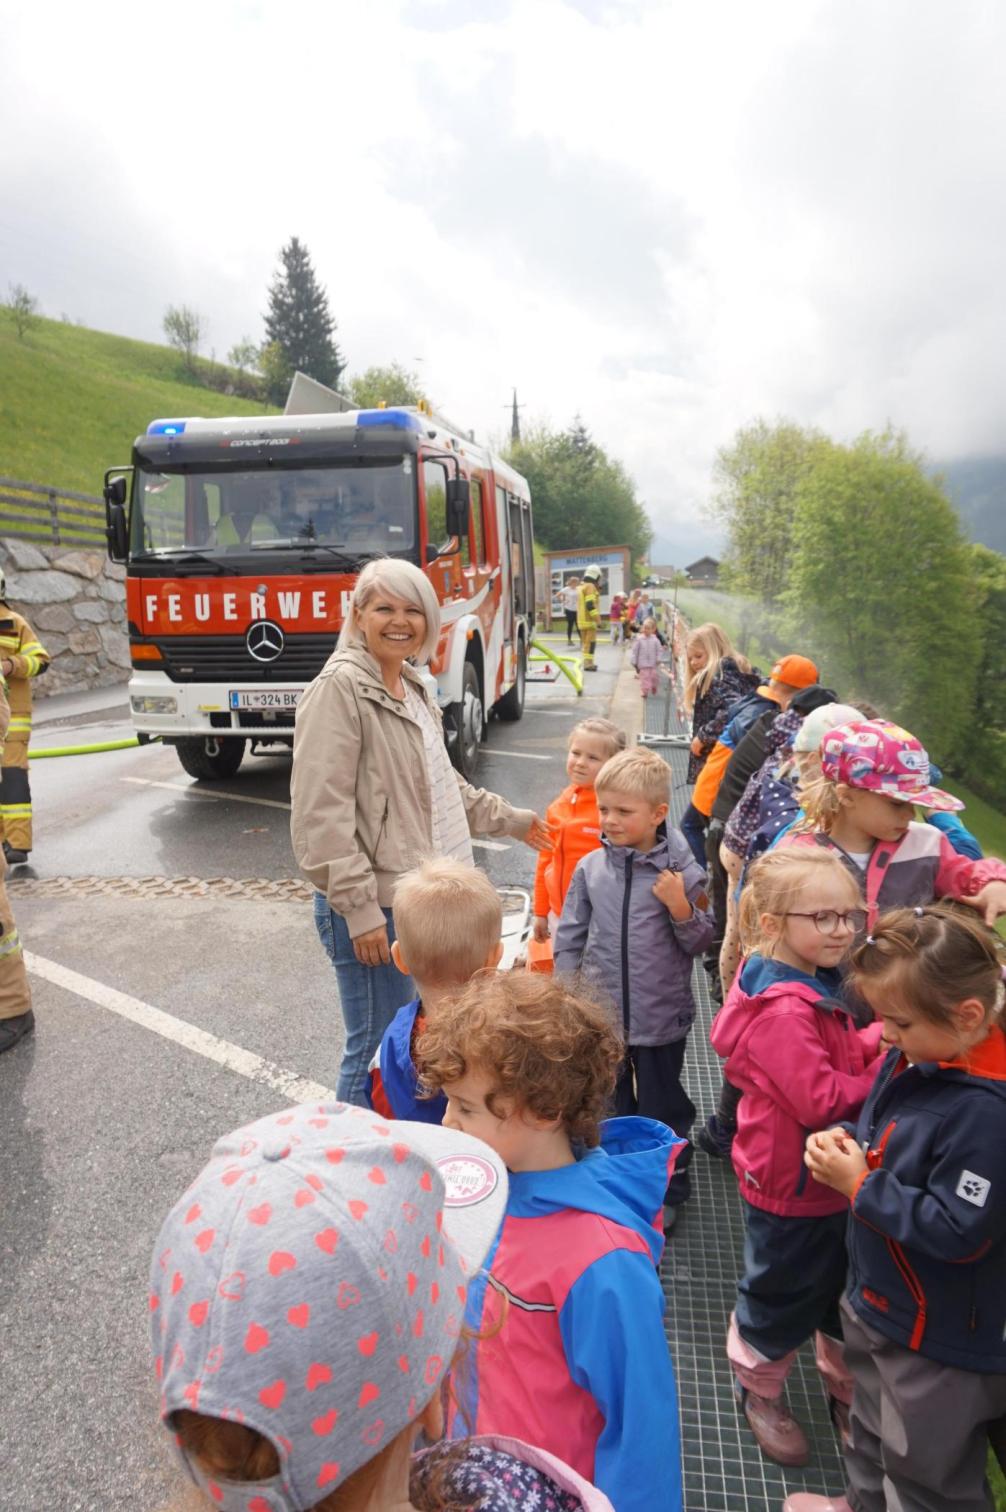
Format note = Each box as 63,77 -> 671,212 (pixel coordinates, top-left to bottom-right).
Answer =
766,706 -> 802,755
711,956 -> 845,1059
506,1116 -> 684,1265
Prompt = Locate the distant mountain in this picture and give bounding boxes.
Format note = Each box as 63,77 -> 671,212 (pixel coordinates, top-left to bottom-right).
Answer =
934,457 -> 1006,555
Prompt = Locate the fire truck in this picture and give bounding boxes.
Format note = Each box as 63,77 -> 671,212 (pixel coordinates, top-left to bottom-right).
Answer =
103,385 -> 535,781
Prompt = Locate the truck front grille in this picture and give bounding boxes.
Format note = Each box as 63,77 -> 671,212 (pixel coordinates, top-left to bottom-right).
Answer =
155,633 -> 336,684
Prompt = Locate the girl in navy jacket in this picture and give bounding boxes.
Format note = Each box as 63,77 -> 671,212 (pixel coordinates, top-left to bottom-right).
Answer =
798,905 -> 1006,1512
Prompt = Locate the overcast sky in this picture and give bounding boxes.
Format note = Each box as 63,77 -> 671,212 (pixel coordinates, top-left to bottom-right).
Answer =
2,0 -> 1004,561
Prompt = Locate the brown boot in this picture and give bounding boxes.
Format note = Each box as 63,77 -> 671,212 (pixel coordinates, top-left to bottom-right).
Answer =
741,1389 -> 810,1466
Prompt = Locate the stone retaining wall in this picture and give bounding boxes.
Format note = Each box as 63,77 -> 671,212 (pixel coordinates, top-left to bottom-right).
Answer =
0,538 -> 130,697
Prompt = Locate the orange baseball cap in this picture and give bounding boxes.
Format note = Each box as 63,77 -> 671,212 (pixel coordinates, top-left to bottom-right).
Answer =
767,654 -> 818,689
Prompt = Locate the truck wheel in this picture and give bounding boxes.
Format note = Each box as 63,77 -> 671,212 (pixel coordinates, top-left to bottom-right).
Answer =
446,662 -> 483,780
495,638 -> 526,722
174,736 -> 246,781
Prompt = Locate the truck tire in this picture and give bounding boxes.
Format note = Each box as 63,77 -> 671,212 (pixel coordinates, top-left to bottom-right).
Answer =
445,661 -> 483,781
495,638 -> 526,722
175,736 -> 246,781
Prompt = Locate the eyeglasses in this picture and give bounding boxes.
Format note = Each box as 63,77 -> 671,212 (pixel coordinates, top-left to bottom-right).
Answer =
786,909 -> 868,935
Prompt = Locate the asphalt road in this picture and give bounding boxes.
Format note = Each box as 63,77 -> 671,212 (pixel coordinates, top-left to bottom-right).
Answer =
0,636 -> 628,1511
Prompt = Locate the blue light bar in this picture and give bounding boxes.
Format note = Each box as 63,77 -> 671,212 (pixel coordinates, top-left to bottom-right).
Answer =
354,409 -> 425,433
147,419 -> 188,435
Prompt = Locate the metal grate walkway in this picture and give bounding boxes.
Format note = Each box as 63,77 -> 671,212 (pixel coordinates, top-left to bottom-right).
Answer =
644,685 -> 845,1512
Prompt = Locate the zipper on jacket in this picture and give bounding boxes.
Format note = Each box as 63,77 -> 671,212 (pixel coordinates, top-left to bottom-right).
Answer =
375,799 -> 390,860
886,1237 -> 928,1351
620,854 -> 633,1037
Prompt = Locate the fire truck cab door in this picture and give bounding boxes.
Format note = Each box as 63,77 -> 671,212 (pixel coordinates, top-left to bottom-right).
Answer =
507,494 -> 533,628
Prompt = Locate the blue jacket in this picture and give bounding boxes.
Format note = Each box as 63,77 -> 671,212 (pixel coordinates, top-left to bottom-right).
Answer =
554,824 -> 713,1045
719,689 -> 779,754
365,998 -> 447,1124
925,809 -> 983,861
454,1117 -> 685,1512
846,1025 -> 1006,1372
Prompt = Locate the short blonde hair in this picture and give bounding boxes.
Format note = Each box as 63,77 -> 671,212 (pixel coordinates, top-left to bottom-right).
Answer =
338,558 -> 441,664
569,717 -> 626,758
392,858 -> 502,986
595,749 -> 670,806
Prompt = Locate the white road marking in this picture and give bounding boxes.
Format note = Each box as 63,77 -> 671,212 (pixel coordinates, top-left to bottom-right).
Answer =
481,749 -> 551,761
123,777 -> 292,811
122,777 -> 511,846
26,952 -> 335,1104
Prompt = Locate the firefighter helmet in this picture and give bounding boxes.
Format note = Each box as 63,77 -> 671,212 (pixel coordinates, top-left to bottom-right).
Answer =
582,565 -> 602,583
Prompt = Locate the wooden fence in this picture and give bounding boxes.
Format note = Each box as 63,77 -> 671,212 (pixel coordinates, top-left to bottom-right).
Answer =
0,477 -> 106,548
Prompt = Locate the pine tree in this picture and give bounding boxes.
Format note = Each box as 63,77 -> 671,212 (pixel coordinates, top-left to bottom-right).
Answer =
263,238 -> 344,404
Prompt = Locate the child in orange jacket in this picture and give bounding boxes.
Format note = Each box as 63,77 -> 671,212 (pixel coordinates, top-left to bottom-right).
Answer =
531,718 -> 627,967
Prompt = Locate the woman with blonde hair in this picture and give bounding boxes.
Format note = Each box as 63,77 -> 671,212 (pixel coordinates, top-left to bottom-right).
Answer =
292,559 -> 551,1103
679,622 -> 757,868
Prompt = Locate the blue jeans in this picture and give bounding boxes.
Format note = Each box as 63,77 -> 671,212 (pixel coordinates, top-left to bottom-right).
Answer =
313,894 -> 415,1106
680,802 -> 708,870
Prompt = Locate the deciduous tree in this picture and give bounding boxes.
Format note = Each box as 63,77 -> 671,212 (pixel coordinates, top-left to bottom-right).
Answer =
508,420 -> 652,563
163,304 -> 205,372
346,363 -> 425,409
784,429 -> 979,765
711,420 -> 826,603
4,283 -> 39,340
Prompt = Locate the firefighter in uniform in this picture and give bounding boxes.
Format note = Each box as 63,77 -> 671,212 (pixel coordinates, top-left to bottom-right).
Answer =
0,675 -> 34,1052
576,564 -> 602,671
0,573 -> 50,865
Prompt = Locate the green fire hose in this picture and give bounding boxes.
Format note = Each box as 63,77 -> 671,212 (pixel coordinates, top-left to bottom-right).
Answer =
27,736 -> 156,759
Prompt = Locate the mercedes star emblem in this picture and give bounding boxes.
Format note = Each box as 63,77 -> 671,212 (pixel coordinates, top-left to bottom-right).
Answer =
246,619 -> 285,663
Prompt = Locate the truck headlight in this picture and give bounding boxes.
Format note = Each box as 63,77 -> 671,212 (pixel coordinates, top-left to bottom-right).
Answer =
131,696 -> 178,715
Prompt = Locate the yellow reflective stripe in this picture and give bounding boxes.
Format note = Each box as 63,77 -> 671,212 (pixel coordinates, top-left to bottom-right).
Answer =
0,804 -> 32,817
8,718 -> 31,730
21,641 -> 44,655
0,930 -> 23,959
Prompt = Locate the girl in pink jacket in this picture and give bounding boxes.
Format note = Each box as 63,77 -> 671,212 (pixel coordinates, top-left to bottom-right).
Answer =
710,848 -> 884,1471
629,616 -> 663,696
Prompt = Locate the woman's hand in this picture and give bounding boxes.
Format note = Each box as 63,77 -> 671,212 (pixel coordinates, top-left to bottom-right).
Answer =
804,1128 -> 867,1198
690,736 -> 704,757
353,924 -> 392,967
532,915 -> 551,943
520,815 -> 557,852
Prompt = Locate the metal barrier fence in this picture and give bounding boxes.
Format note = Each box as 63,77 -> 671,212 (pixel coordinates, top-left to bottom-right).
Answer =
0,477 -> 105,546
637,600 -> 692,748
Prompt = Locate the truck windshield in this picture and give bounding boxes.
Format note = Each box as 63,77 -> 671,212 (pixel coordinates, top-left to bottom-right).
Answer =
130,457 -> 417,561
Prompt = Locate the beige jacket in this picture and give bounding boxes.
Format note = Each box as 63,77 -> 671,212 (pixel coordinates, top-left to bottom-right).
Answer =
291,646 -> 535,937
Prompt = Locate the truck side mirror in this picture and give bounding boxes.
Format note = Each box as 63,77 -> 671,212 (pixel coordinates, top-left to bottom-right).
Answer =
446,477 -> 470,538
104,473 -> 130,562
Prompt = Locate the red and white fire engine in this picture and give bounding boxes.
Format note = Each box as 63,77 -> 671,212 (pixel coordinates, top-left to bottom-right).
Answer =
104,384 -> 535,780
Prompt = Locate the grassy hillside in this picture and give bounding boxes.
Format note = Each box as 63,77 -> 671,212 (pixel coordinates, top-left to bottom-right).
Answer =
0,315 -> 272,498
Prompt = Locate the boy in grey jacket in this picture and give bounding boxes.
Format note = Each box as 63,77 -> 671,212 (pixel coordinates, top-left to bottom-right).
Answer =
554,749 -> 713,1231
